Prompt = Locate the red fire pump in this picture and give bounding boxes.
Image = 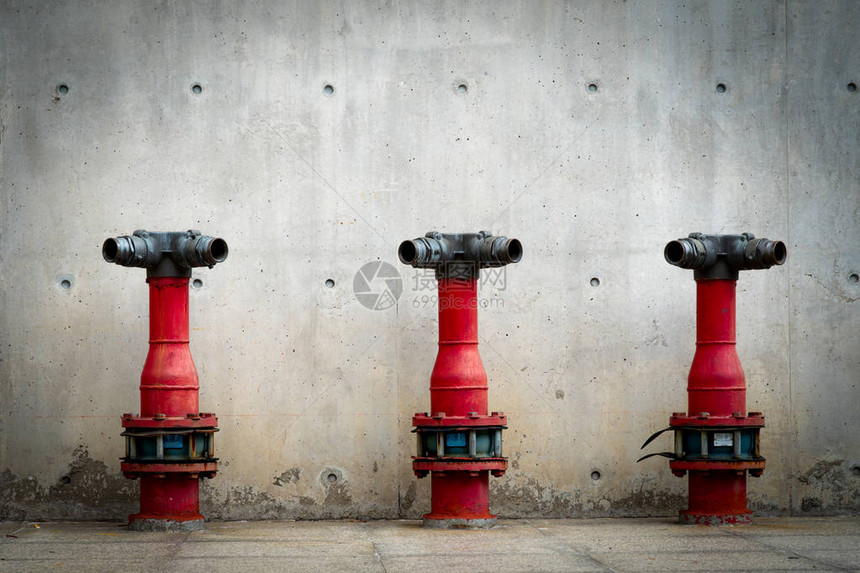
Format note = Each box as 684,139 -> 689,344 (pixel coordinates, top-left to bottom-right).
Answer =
103,230 -> 227,531
639,232 -> 786,524
399,231 -> 522,528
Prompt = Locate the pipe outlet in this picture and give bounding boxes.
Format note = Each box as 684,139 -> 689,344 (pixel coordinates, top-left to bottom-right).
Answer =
664,232 -> 786,279
103,230 -> 228,278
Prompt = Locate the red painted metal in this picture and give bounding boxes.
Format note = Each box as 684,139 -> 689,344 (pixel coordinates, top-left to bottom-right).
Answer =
122,276 -> 217,528
667,413 -> 764,428
431,278 -> 486,417
140,277 -> 199,418
413,277 -> 507,524
670,460 -> 765,472
429,472 -> 493,521
688,280 -> 744,416
412,412 -> 507,427
682,472 -> 752,525
121,462 -> 218,474
134,474 -> 203,524
121,412 -> 218,428
413,460 -> 507,475
669,278 -> 762,524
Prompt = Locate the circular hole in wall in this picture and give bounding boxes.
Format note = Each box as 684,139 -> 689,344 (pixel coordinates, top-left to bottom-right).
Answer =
457,84 -> 468,94
57,83 -> 69,95
591,470 -> 602,481
325,278 -> 335,288
327,472 -> 338,483
60,475 -> 71,486
587,83 -> 598,93
848,82 -> 857,93
851,465 -> 860,477
849,273 -> 859,284
192,279 -> 203,289
60,279 -> 71,290
191,83 -> 203,95
590,277 -> 600,287
323,84 -> 334,96
716,83 -> 727,93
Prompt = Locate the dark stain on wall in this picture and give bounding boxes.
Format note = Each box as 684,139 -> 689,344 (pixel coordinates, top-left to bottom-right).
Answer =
3,451 -> 858,520
491,477 -> 582,517
0,446 -> 135,521
400,482 -> 417,513
795,459 -> 860,515
272,467 -> 302,487
491,475 -> 690,518
201,467 -> 391,520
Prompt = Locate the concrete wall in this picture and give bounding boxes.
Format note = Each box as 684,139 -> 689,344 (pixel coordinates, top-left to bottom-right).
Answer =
1,0 -> 857,521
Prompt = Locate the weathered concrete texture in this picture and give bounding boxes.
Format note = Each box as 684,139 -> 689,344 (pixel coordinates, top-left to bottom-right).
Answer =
0,0 -> 858,521
783,1 -> 860,517
1,517 -> 859,572
0,447 -> 136,521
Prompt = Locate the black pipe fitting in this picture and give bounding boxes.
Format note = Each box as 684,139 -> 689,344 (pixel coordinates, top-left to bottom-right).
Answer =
398,234 -> 451,266
664,232 -> 786,280
744,237 -> 787,270
399,231 -> 523,279
103,230 -> 228,278
479,234 -> 524,267
103,234 -> 161,269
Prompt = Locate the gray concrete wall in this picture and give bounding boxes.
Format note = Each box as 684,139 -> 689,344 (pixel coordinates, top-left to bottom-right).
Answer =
0,0 -> 857,521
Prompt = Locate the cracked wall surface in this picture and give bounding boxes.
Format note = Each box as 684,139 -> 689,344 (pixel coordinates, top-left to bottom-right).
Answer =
0,0 -> 858,520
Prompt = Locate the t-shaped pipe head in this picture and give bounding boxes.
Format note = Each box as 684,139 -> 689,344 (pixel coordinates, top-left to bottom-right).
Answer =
664,232 -> 786,280
399,231 -> 523,279
103,230 -> 228,278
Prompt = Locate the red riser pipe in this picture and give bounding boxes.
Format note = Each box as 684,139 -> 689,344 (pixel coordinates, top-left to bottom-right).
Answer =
688,279 -> 745,416
430,277 -> 487,417
681,472 -> 751,525
425,277 -> 493,522
428,472 -> 493,520
130,276 -> 204,527
140,277 -> 199,417
685,278 -> 749,521
134,476 -> 204,523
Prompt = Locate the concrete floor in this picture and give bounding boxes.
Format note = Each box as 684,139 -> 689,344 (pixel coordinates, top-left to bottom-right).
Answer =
1,517 -> 858,572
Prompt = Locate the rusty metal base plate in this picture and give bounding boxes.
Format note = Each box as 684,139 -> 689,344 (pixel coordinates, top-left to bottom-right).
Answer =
422,516 -> 498,529
679,510 -> 753,525
128,517 -> 205,532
